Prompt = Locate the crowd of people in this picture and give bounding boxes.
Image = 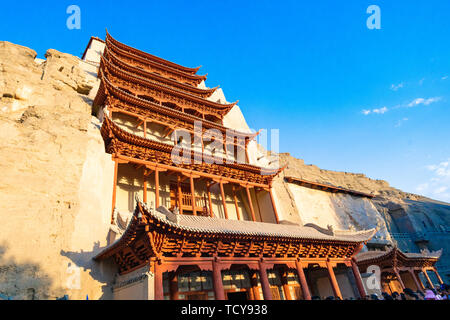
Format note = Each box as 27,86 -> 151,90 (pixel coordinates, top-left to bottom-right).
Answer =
310,283 -> 449,300
372,284 -> 449,300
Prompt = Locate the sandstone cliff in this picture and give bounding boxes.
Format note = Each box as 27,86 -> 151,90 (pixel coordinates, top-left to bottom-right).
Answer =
0,42 -> 114,300
0,41 -> 448,300
273,152 -> 450,278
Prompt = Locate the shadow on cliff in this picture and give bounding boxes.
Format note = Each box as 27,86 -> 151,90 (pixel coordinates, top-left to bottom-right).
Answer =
60,241 -> 117,300
0,243 -> 64,300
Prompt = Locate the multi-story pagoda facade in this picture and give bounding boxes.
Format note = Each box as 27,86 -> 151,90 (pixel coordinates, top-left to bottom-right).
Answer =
86,32 -> 380,300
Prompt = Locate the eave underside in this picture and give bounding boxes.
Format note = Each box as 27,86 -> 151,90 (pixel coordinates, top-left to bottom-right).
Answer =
96,200 -> 372,275
106,35 -> 206,86
106,31 -> 201,75
101,115 -> 281,187
356,248 -> 440,270
103,47 -> 217,98
96,74 -> 257,142
99,61 -> 234,120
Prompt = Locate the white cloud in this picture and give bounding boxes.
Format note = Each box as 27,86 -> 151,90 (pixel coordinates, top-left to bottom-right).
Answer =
427,160 -> 450,177
407,97 -> 442,107
390,83 -> 404,91
418,158 -> 450,202
373,106 -> 388,114
361,97 -> 442,116
442,76 -> 448,80
362,106 -> 388,115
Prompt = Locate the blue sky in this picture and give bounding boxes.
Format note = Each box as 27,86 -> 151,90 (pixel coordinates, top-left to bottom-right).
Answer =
1,1 -> 449,202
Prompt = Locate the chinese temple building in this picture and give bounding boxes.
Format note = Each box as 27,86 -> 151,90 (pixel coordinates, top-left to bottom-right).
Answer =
87,32 -> 388,300
355,247 -> 444,294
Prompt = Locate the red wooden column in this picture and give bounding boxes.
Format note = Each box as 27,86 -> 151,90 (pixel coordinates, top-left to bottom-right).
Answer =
350,259 -> 366,298
409,269 -> 424,292
154,260 -> 164,300
258,260 -> 273,300
111,158 -> 119,224
206,182 -> 214,217
219,182 -> 229,219
246,186 -> 257,222
245,145 -> 250,164
281,269 -> 293,300
177,175 -> 183,215
295,260 -> 311,300
143,170 -> 148,203
169,272 -> 179,300
212,259 -> 225,300
432,268 -> 444,285
155,168 -> 160,208
422,269 -> 434,288
393,268 -> 406,289
232,186 -> 242,221
143,121 -> 147,138
250,271 -> 261,300
326,261 -> 343,300
413,270 -> 425,291
190,176 -> 197,216
247,285 -> 255,300
269,188 -> 280,224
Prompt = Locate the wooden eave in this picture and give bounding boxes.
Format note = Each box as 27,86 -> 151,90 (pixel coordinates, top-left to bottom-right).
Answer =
356,247 -> 440,270
106,36 -> 207,85
104,47 -> 218,98
94,198 -> 374,274
106,31 -> 201,75
101,115 -> 283,185
100,56 -> 235,117
95,73 -> 258,142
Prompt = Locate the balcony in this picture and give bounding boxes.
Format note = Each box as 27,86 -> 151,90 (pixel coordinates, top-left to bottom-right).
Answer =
170,183 -> 210,217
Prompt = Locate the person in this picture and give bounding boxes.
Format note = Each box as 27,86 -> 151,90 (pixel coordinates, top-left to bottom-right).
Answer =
382,292 -> 394,300
424,289 -> 436,300
403,288 -> 418,300
370,293 -> 380,300
311,295 -> 321,300
325,296 -> 335,300
391,291 -> 401,300
416,290 -> 425,300
439,284 -> 449,300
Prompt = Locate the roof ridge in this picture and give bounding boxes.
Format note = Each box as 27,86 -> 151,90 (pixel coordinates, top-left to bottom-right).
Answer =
103,48 -> 218,96
106,31 -> 201,74
135,195 -> 376,243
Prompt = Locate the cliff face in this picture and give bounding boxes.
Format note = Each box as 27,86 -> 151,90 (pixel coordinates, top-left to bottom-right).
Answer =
0,41 -> 448,300
272,153 -> 393,243
274,153 -> 450,281
0,42 -> 115,300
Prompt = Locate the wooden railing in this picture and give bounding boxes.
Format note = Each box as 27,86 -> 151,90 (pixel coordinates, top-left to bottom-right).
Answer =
177,192 -> 210,217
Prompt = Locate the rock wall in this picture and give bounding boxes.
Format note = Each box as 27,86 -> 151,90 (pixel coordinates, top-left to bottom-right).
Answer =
0,40 -> 449,300
274,153 -> 450,282
0,42 -> 115,300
